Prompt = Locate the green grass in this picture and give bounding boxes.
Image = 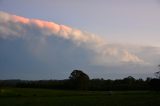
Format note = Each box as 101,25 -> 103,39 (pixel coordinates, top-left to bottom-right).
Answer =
0,88 -> 160,106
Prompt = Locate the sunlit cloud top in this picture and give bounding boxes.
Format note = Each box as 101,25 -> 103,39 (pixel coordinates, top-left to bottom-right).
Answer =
0,11 -> 145,65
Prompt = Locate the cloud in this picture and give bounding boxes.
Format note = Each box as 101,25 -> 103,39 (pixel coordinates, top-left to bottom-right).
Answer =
0,11 -> 144,65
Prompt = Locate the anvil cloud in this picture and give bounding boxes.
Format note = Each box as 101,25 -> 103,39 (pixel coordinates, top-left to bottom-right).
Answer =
0,11 -> 144,65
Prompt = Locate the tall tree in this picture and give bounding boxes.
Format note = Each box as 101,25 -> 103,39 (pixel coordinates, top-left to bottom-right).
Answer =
154,65 -> 160,79
69,70 -> 89,90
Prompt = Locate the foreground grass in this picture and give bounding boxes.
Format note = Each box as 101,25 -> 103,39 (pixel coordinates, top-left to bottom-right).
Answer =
0,88 -> 160,106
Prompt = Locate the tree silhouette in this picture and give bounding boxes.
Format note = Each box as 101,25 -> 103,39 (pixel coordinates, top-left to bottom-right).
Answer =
149,65 -> 160,91
154,65 -> 160,79
69,70 -> 89,90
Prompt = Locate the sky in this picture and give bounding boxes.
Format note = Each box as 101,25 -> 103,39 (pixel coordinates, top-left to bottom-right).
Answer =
0,0 -> 160,80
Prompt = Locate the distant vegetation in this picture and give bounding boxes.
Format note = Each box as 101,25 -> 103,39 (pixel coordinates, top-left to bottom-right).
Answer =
1,69 -> 160,91
1,69 -> 160,106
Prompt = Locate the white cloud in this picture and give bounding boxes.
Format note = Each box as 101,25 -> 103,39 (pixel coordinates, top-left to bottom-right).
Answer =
0,11 -> 148,66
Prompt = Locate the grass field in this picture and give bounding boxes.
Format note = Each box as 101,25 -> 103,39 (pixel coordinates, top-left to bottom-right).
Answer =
0,88 -> 160,106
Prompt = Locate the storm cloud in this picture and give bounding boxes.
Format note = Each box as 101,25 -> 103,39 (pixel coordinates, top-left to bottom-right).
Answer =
0,11 -> 144,65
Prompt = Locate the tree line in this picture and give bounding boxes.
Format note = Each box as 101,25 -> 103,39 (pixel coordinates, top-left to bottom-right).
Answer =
0,69 -> 160,91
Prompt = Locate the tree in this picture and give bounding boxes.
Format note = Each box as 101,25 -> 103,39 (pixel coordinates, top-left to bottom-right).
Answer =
149,65 -> 160,91
123,76 -> 135,84
69,70 -> 89,90
149,78 -> 160,91
154,65 -> 160,79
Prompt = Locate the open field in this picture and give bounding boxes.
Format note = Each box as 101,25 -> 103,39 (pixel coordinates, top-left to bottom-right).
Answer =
0,88 -> 160,106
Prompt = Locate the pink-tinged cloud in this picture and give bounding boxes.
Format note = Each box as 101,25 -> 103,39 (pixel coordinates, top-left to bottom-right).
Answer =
122,50 -> 143,63
12,15 -> 29,24
0,11 -> 144,64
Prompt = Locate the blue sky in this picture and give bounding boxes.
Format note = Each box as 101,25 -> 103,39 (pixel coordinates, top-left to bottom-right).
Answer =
1,0 -> 160,45
0,0 -> 160,80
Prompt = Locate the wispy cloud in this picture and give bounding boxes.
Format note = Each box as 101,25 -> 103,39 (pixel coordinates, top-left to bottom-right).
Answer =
0,11 -> 144,65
